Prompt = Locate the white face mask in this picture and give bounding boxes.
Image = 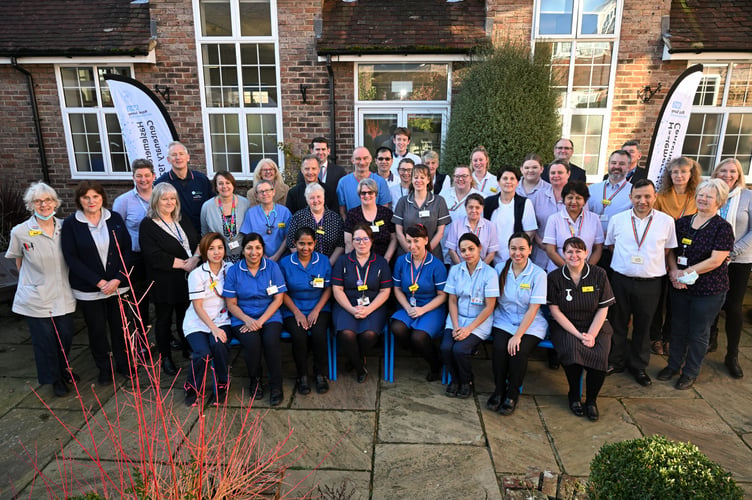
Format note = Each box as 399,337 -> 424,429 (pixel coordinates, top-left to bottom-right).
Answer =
678,270 -> 699,285
35,211 -> 55,221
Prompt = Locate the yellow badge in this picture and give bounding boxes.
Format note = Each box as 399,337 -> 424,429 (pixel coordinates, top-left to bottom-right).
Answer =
28,230 -> 42,236
357,285 -> 368,292
209,281 -> 217,290
277,222 -> 286,228
490,187 -> 498,193
582,286 -> 594,292
520,283 -> 531,289
408,284 -> 419,292
312,277 -> 325,287
681,237 -> 692,245
375,220 -> 385,226
602,199 -> 611,206
316,229 -> 325,235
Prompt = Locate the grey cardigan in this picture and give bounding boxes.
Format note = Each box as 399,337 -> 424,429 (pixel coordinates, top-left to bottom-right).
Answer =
200,195 -> 251,257
727,188 -> 752,264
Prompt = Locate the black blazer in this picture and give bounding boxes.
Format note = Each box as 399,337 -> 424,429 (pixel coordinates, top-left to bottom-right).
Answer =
139,217 -> 200,304
542,162 -> 587,183
286,181 -> 338,214
61,210 -> 132,293
297,162 -> 347,194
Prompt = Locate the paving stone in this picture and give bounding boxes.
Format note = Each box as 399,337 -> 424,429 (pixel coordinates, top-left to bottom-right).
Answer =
483,395 -> 558,473
624,397 -> 752,481
22,457 -> 124,499
694,378 -> 752,434
290,369 -> 378,410
373,443 -> 501,499
537,395 -> 641,477
0,376 -> 40,419
516,360 -> 570,396
379,374 -> 484,445
0,343 -> 41,379
559,473 -> 588,499
0,408 -> 85,495
600,355 -> 697,399
280,469 -> 370,500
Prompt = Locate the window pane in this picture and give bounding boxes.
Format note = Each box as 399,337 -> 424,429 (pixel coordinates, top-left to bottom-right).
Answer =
571,42 -> 612,109
358,64 -> 448,101
407,113 -> 443,155
105,114 -> 129,172
209,114 -> 243,172
581,0 -> 616,35
247,113 -> 279,166
98,67 -> 131,107
202,44 -> 239,108
693,66 -> 726,107
539,0 -> 573,35
69,112 -> 103,172
200,0 -> 232,36
721,113 -> 752,173
362,114 -> 399,157
240,43 -> 278,108
240,0 -> 272,36
570,114 -> 603,174
683,113 -> 721,174
728,63 -> 752,107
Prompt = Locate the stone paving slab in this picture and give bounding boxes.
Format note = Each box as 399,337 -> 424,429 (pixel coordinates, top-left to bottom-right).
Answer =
0,408 -> 85,497
482,395 -> 559,474
290,370 -> 379,411
280,469 -> 370,499
537,395 -> 642,477
22,457 -> 127,499
694,378 -> 752,434
0,377 -> 39,419
624,397 -> 752,481
516,360 -> 570,396
372,443 -> 501,499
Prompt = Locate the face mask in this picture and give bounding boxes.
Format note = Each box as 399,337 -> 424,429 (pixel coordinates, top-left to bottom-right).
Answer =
35,211 -> 56,221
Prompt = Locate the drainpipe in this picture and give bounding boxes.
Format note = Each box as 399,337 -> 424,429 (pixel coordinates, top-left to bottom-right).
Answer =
326,54 -> 337,162
11,57 -> 50,184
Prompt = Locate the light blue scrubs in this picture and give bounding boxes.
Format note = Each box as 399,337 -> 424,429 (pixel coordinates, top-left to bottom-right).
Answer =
337,173 -> 392,211
492,260 -> 548,339
239,204 -> 291,257
443,261 -> 500,340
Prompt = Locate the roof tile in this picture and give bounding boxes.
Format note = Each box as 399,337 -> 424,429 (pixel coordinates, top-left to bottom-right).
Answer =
668,0 -> 752,53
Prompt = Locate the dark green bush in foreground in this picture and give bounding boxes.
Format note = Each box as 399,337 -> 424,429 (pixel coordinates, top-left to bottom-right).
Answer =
588,435 -> 743,499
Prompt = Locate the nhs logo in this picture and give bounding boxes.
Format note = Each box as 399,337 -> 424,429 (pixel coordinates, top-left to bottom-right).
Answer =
671,101 -> 682,110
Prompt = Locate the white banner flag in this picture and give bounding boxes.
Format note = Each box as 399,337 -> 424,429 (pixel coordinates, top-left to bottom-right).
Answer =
104,74 -> 178,177
646,64 -> 704,189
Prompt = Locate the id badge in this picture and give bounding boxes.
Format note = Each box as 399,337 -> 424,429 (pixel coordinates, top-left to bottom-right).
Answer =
409,296 -> 417,307
316,229 -> 326,235
357,296 -> 370,306
408,283 -> 419,293
631,255 -> 644,264
600,214 -> 609,222
677,256 -> 688,266
357,284 -> 368,292
228,239 -> 240,250
266,285 -> 279,295
419,210 -> 430,218
470,296 -> 484,305
312,277 -> 324,288
370,224 -> 380,233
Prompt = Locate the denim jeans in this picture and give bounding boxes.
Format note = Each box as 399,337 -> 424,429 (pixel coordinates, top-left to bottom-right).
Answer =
668,290 -> 726,379
185,326 -> 231,393
26,314 -> 74,385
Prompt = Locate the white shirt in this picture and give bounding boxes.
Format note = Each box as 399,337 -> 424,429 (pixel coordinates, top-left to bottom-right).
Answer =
605,209 -> 678,278
183,261 -> 232,334
491,197 -> 537,264
474,171 -> 499,198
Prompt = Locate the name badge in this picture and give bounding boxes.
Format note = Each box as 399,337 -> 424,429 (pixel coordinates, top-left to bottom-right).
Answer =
316,229 -> 325,235
375,220 -> 385,227
681,238 -> 692,246
370,225 -> 380,233
600,214 -> 609,222
209,281 -> 217,290
357,284 -> 368,292
490,187 -> 498,193
357,296 -> 370,306
28,230 -> 42,236
519,283 -> 531,289
228,240 -> 240,250
470,297 -> 484,305
312,277 -> 324,288
408,283 -> 419,292
266,285 -> 279,295
409,296 -> 417,307
277,222 -> 286,228
677,256 -> 688,266
419,210 -> 430,218
601,199 -> 611,206
631,255 -> 644,264
582,286 -> 594,292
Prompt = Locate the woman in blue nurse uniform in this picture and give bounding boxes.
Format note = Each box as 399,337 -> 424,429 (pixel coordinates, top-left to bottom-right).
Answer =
390,224 -> 447,381
239,180 -> 291,262
223,232 -> 287,406
441,233 -> 499,399
487,232 -> 548,416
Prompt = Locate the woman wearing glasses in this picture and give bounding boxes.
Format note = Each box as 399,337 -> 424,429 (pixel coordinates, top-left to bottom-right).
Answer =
344,178 -> 397,261
247,158 -> 289,206
239,180 -> 291,262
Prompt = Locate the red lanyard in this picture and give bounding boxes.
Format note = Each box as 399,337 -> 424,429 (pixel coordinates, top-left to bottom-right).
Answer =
631,213 -> 654,250
410,253 -> 427,290
355,259 -> 372,286
566,213 -> 584,237
217,196 -> 236,236
602,180 -> 627,206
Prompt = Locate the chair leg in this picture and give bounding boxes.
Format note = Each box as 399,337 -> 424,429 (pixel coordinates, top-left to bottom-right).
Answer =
383,328 -> 394,383
328,329 -> 337,382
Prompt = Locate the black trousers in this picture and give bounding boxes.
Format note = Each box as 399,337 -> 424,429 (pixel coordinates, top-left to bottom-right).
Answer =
283,312 -> 331,378
79,296 -> 128,375
154,301 -> 189,358
491,328 -> 540,400
232,321 -> 284,390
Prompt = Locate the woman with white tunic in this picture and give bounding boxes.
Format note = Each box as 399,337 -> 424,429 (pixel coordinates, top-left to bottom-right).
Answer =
470,146 -> 498,198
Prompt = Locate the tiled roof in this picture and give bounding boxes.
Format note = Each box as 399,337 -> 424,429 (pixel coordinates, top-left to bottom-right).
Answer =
317,0 -> 489,55
0,0 -> 152,57
666,0 -> 752,53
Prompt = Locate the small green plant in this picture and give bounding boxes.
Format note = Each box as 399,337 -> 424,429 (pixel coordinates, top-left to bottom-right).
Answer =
588,435 -> 743,499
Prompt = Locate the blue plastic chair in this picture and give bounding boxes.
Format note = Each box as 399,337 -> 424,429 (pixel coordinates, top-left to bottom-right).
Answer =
329,326 -> 394,383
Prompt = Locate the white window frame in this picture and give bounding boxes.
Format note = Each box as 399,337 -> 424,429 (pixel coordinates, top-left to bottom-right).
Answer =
533,0 -> 622,181
193,0 -> 284,179
353,59 -> 453,156
56,63 -> 135,180
684,62 -> 752,180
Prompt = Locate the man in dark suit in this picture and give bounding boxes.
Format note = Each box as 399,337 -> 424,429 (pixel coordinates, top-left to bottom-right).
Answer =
298,137 -> 346,195
542,138 -> 587,183
287,154 -> 338,214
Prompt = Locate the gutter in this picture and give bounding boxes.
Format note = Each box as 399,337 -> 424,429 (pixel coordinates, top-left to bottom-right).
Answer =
10,57 -> 49,184
326,54 -> 337,163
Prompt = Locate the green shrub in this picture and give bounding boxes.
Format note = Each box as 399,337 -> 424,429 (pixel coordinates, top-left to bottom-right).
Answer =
588,435 -> 743,499
442,43 -> 561,174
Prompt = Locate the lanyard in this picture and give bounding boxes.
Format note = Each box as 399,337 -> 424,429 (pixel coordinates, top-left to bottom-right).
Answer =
479,176 -> 488,193
672,188 -> 691,218
264,206 -> 277,233
467,220 -> 482,237
206,264 -> 227,298
631,213 -> 654,250
158,215 -> 184,244
602,180 -> 627,207
409,253 -> 427,293
355,258 -> 372,289
720,198 -> 732,220
217,196 -> 237,236
135,190 -> 150,217
449,191 -> 470,211
566,212 -> 584,237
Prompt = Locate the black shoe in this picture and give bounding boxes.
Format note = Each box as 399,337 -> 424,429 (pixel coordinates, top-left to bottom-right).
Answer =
184,388 -> 198,407
170,338 -> 181,350
606,365 -> 625,376
53,380 -> 69,397
675,375 -> 696,390
445,382 -> 459,397
117,368 -> 134,381
657,366 -> 677,381
251,378 -> 264,400
270,388 -> 283,406
486,393 -> 502,411
356,367 -> 368,384
64,371 -> 81,384
585,403 -> 599,421
569,400 -> 584,417
426,370 -> 441,382
296,376 -> 311,395
457,383 -> 472,399
315,374 -> 330,394
630,367 -> 652,387
498,397 -> 517,416
725,356 -> 744,379
209,388 -> 227,406
707,329 -> 718,353
162,357 -> 177,376
548,359 -> 560,370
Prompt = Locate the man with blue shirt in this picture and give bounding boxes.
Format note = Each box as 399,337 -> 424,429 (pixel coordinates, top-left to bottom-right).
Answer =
337,146 -> 392,219
155,141 -> 213,232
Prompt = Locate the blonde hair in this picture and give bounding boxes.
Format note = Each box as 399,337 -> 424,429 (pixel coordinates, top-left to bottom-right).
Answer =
148,183 -> 181,221
711,158 -> 745,190
697,178 -> 730,208
658,157 -> 701,195
253,159 -> 283,185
